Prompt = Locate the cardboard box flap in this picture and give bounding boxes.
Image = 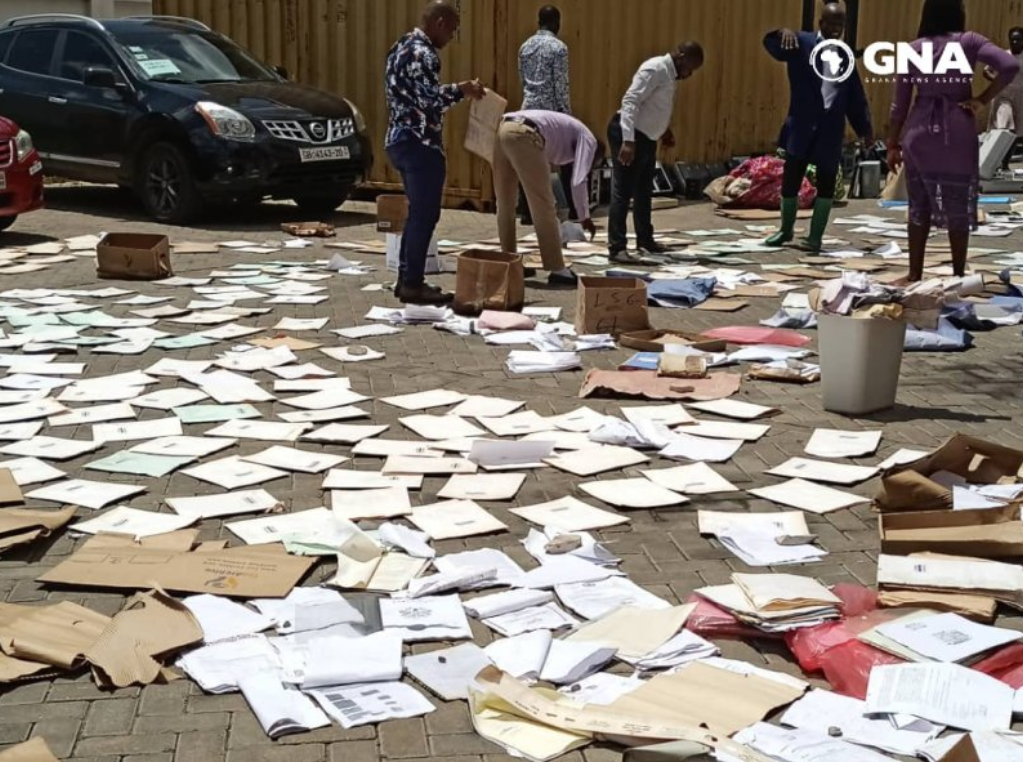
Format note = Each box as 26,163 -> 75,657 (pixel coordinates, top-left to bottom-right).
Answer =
0,469 -> 23,505
619,329 -> 727,354
0,601 -> 110,669
87,589 -> 204,688
939,737 -> 981,762
877,435 -> 1023,511
0,651 -> 56,684
0,738 -> 61,762
877,590 -> 997,622
86,529 -> 199,552
38,544 -> 315,598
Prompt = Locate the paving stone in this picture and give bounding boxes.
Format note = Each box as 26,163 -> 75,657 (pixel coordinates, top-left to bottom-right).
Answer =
0,702 -> 88,725
137,683 -> 190,717
424,702 -> 473,735
84,698 -> 138,736
175,729 -> 227,762
74,734 -> 177,757
429,734 -> 504,756
379,718 -> 429,758
226,744 -> 326,762
328,740 -> 380,762
0,682 -> 49,705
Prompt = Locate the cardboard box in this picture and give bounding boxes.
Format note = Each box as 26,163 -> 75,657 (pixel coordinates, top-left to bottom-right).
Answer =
878,504 -> 1023,557
876,434 -> 1023,512
575,277 -> 650,336
96,233 -> 173,281
454,249 -> 525,316
377,194 -> 409,233
385,233 -> 441,275
619,329 -> 727,353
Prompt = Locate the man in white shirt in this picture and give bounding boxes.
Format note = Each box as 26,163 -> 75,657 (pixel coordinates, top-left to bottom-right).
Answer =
607,42 -> 704,263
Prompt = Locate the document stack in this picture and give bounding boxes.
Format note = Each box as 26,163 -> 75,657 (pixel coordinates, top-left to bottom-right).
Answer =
695,573 -> 842,633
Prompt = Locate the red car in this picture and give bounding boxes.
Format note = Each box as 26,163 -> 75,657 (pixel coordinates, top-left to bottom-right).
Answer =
0,117 -> 43,231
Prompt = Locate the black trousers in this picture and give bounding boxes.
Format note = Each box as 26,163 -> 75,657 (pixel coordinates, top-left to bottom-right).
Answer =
607,112 -> 658,252
781,154 -> 838,200
519,164 -> 579,221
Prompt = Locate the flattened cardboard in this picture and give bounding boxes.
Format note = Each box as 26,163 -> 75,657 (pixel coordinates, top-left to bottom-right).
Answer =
38,540 -> 314,598
471,668 -> 779,762
96,233 -> 173,281
877,434 -> 1023,512
0,738 -> 61,762
575,277 -> 650,336
0,600 -> 110,668
0,506 -> 76,555
377,194 -> 409,233
0,468 -> 23,505
877,590 -> 997,622
879,505 -> 1023,558
939,737 -> 981,762
580,370 -> 741,402
87,589 -> 204,688
618,330 -> 727,354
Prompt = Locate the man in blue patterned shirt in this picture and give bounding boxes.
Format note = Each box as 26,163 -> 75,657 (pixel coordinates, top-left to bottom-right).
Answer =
385,0 -> 484,305
517,5 -> 578,223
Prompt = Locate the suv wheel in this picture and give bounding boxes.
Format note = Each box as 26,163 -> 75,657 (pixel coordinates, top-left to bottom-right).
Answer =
292,187 -> 352,216
137,142 -> 202,224
0,216 -> 16,232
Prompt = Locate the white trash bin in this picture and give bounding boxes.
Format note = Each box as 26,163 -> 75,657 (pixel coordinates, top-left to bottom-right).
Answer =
818,314 -> 907,415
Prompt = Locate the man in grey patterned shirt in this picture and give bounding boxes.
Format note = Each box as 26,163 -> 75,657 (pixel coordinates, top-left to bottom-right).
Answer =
517,6 -> 580,222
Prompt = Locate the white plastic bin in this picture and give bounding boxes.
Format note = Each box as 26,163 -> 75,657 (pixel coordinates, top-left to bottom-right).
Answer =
818,314 -> 907,415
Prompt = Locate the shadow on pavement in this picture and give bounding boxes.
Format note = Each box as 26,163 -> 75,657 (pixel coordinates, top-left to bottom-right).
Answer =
40,184 -> 375,231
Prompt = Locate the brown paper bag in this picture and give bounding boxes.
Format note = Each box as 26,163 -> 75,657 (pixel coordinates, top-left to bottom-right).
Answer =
575,277 -> 650,335
454,250 -> 525,315
96,233 -> 173,280
882,165 -> 908,202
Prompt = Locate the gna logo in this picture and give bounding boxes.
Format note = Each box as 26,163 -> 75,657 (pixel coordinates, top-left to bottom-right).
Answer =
811,39 -> 973,82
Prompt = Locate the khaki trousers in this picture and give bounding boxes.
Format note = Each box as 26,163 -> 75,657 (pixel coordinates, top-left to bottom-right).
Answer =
493,121 -> 566,272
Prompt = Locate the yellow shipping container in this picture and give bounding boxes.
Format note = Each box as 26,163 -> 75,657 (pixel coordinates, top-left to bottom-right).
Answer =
153,0 -> 1023,207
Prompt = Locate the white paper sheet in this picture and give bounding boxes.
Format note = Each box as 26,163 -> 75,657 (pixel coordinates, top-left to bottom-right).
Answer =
539,640 -> 616,685
767,457 -> 879,485
686,399 -> 777,420
438,473 -> 526,501
298,632 -> 403,688
380,389 -> 466,411
379,594 -> 473,641
875,612 -> 1021,663
659,433 -> 743,463
0,456 -> 65,485
26,479 -> 145,509
167,489 -> 280,520
805,428 -> 883,458
865,663 -> 1014,731
93,417 -> 183,443
468,439 -> 553,469
182,456 -> 287,489
545,445 -> 649,476
509,496 -> 629,531
0,435 -> 102,460
641,463 -> 739,494
177,635 -> 280,694
463,589 -> 553,619
579,478 -> 688,509
621,404 -> 695,428
239,673 -> 330,738
241,446 -> 346,474
680,420 -> 770,442
303,424 -> 389,445
184,593 -> 274,643
451,395 -> 525,418
408,499 -> 507,539
404,642 -> 492,701
322,469 -> 423,491
70,506 -> 194,539
331,486 -> 412,520
483,602 -> 580,637
477,410 -> 557,437
306,681 -> 434,728
555,577 -> 670,620
732,723 -> 894,762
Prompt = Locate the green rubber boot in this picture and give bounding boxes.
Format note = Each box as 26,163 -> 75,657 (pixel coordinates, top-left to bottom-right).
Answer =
797,197 -> 834,252
765,197 -> 798,247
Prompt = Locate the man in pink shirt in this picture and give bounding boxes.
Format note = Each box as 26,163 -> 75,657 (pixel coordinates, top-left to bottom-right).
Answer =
492,110 -> 599,287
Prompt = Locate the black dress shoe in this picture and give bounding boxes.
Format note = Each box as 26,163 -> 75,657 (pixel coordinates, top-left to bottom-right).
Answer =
523,267 -> 537,278
398,284 -> 454,305
548,270 -> 579,288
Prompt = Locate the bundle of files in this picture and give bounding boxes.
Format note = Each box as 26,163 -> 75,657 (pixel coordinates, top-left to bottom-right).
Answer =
695,573 -> 842,633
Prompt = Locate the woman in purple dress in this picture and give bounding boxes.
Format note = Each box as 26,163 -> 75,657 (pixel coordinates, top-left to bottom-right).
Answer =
887,0 -> 1020,281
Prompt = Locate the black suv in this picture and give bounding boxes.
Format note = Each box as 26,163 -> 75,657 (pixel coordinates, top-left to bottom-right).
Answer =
0,14 -> 373,223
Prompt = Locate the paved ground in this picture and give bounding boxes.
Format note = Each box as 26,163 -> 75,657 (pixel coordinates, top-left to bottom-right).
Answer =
1,184 -> 1021,762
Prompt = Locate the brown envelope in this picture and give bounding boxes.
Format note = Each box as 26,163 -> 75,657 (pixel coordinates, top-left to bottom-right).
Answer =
877,590 -> 997,622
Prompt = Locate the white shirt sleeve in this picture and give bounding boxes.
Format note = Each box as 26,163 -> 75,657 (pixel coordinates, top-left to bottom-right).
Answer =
620,66 -> 655,142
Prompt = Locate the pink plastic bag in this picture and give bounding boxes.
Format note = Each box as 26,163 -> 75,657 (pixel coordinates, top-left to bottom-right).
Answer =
820,640 -> 906,699
974,643 -> 1023,689
700,326 -> 812,347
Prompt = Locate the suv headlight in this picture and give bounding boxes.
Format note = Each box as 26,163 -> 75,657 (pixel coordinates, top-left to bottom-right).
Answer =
196,101 -> 256,142
344,99 -> 367,133
14,130 -> 34,162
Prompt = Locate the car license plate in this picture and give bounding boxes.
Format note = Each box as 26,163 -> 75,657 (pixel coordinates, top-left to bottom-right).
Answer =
299,146 -> 350,163
0,172 -> 6,191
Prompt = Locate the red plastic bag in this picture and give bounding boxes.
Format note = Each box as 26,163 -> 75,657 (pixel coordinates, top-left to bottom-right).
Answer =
973,643 -> 1023,689
834,583 -> 879,617
684,594 -> 783,641
820,640 -> 905,699
726,156 -> 816,210
785,585 -> 882,672
700,326 -> 812,347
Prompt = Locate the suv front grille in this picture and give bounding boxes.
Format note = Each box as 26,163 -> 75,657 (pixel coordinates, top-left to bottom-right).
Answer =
262,119 -> 355,145
0,140 -> 13,169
